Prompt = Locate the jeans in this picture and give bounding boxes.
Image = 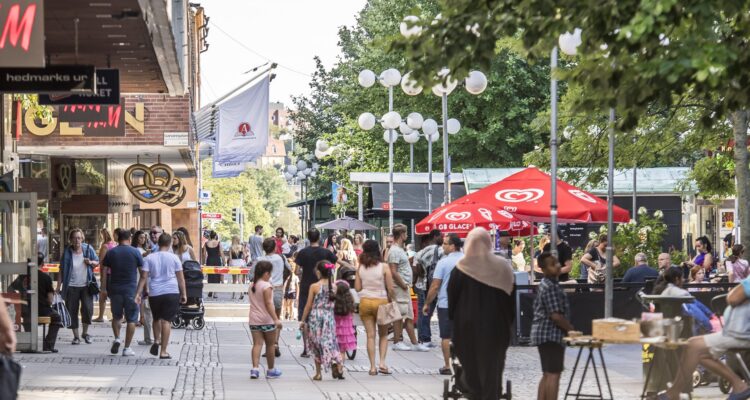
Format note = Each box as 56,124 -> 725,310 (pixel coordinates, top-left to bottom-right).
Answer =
416,288 -> 436,343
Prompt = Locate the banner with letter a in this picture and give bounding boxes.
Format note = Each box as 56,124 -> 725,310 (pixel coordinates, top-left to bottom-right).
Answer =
214,75 -> 269,163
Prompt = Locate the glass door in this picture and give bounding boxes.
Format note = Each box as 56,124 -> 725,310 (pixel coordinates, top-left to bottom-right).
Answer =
61,215 -> 108,251
0,192 -> 38,352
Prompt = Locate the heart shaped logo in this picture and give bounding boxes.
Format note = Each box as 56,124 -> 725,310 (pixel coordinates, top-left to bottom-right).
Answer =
495,188 -> 544,203
568,189 -> 598,204
124,163 -> 186,206
445,211 -> 471,221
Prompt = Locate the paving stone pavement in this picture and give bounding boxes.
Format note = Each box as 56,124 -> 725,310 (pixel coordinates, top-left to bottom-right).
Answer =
15,317 -> 730,399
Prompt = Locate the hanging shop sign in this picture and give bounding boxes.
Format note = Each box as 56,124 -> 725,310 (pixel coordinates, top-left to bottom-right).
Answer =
0,0 -> 45,67
21,99 -> 144,137
38,69 -> 119,105
124,162 -> 186,207
0,64 -> 95,93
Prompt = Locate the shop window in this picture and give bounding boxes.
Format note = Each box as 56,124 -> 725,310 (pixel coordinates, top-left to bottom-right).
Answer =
74,159 -> 106,195
19,155 -> 48,179
134,210 -> 160,231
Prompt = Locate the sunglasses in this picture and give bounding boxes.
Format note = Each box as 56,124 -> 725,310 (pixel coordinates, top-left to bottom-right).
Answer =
150,231 -> 161,235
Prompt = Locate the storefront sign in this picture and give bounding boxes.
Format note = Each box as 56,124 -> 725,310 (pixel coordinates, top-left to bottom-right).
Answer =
201,212 -> 222,220
38,69 -> 119,105
124,162 -> 186,207
199,190 -> 211,203
0,0 -> 45,67
21,99 -> 144,137
0,64 -> 95,93
164,131 -> 189,147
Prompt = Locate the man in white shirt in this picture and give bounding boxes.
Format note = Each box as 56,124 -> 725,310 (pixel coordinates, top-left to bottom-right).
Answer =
248,225 -> 265,262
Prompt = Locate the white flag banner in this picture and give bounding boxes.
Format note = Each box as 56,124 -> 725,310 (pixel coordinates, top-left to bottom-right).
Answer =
215,75 -> 270,163
211,161 -> 246,178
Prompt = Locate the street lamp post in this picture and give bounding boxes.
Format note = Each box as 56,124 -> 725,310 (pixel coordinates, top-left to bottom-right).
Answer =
284,158 -> 316,236
358,68 -> 423,231
403,115 -> 440,211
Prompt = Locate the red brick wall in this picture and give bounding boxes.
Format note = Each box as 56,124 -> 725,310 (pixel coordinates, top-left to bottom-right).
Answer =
17,94 -> 190,147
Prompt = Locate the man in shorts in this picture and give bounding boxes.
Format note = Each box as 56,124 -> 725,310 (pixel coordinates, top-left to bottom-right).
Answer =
135,233 -> 186,359
661,277 -> 750,400
388,224 -> 428,352
531,252 -> 574,400
423,233 -> 462,374
101,230 -> 144,356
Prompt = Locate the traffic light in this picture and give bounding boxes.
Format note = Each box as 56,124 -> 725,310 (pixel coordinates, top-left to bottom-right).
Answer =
232,208 -> 239,223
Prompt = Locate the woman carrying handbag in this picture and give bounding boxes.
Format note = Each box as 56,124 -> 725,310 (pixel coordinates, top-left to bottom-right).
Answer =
354,239 -> 396,376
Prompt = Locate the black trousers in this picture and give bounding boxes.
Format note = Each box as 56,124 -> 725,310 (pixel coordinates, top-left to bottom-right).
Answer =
65,286 -> 93,329
21,306 -> 62,349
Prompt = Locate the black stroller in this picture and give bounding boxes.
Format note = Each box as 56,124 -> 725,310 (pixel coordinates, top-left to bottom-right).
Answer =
171,260 -> 206,330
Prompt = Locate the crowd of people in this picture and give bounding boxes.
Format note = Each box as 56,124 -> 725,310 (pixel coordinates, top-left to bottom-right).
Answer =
4,221 -> 750,400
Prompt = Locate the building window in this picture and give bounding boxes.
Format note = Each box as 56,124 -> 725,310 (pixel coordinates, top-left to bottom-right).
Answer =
19,155 -> 48,179
134,210 -> 161,231
74,159 -> 106,195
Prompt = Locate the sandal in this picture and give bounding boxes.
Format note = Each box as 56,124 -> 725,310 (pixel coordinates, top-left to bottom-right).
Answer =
368,369 -> 378,376
378,367 -> 392,375
159,354 -> 172,359
312,373 -> 322,381
439,367 -> 452,375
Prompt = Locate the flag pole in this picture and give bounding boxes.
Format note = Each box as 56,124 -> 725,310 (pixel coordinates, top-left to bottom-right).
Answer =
200,63 -> 277,112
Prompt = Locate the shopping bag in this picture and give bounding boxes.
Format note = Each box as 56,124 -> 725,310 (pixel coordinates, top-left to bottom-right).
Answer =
376,301 -> 402,326
53,293 -> 71,329
0,354 -> 21,400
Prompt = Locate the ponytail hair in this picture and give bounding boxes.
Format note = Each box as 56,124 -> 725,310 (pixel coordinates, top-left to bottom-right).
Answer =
728,244 -> 745,264
251,261 -> 273,293
315,260 -> 336,301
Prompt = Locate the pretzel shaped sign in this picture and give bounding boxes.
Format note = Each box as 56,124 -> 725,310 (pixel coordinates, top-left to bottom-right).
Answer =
124,163 -> 186,206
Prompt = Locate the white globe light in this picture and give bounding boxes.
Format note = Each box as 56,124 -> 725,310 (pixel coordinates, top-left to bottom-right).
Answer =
400,72 -> 423,96
310,171 -> 317,177
406,112 -> 424,130
312,162 -> 320,171
284,172 -> 293,181
447,118 -> 461,134
399,15 -> 422,38
296,171 -> 306,180
403,131 -> 420,144
465,70 -> 488,95
303,168 -> 312,176
358,69 -> 376,88
358,112 -> 376,131
314,149 -> 328,159
383,130 -> 398,144
380,68 -> 402,87
381,111 -> 402,130
428,132 -> 440,143
431,68 -> 457,97
422,118 -> 438,135
316,140 -> 329,152
287,165 -> 298,174
399,122 -> 413,135
559,28 -> 583,56
296,160 -> 308,171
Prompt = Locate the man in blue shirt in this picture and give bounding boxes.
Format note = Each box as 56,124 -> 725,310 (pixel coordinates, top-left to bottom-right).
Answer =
660,276 -> 750,400
622,253 -> 659,283
423,233 -> 463,375
101,230 -> 144,357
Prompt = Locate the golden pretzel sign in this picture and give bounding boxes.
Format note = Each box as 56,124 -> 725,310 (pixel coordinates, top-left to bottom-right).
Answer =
124,163 -> 186,206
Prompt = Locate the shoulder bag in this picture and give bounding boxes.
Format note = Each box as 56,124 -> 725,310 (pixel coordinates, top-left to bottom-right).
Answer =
84,245 -> 100,296
377,263 -> 402,326
0,354 -> 21,400
587,250 -> 607,284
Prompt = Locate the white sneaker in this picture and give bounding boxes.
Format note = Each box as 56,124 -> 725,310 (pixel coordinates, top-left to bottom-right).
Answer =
392,342 -> 412,351
122,347 -> 135,356
412,343 -> 430,352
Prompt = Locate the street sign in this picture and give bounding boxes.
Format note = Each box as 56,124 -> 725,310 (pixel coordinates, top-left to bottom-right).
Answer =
201,212 -> 222,220
164,131 -> 189,147
381,202 -> 391,210
0,0 -> 45,68
199,190 -> 211,203
0,64 -> 95,93
38,69 -> 120,105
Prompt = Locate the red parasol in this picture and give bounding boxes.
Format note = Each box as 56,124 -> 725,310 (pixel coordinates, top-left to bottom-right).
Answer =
463,167 -> 631,223
416,199 -> 537,237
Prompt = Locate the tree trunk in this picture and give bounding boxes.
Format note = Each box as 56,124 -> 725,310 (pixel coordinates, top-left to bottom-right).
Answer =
732,110 -> 750,246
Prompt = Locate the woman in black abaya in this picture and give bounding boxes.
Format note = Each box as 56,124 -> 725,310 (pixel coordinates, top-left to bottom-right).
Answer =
448,227 -> 516,399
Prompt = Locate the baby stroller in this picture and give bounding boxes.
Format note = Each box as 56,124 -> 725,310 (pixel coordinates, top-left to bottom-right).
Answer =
172,260 -> 206,330
443,343 -> 511,399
